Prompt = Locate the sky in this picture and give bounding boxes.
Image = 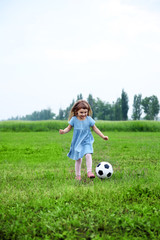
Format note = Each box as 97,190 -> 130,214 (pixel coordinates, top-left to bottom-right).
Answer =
0,0 -> 160,120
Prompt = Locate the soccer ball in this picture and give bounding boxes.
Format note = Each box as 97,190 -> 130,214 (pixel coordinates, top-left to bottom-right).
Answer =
95,162 -> 113,179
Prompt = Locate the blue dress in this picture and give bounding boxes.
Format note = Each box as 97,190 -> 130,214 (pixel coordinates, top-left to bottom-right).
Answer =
67,116 -> 95,160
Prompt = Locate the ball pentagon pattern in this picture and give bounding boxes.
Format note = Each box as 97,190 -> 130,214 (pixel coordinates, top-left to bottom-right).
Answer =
95,162 -> 113,179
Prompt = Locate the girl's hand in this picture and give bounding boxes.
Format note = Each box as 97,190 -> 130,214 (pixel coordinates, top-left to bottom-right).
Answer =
103,136 -> 109,140
59,125 -> 72,135
59,129 -> 65,134
92,125 -> 109,140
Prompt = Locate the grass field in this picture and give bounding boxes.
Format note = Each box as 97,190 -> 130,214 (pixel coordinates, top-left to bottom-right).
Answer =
0,123 -> 160,239
1,120 -> 160,132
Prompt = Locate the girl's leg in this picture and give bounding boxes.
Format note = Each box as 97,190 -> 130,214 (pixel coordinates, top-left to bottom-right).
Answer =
75,158 -> 82,180
85,154 -> 95,178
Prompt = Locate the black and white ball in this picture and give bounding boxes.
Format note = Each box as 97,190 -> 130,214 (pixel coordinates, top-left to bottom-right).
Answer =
95,162 -> 113,179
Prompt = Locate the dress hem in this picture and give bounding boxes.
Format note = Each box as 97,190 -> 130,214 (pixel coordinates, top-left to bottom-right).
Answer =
67,152 -> 93,161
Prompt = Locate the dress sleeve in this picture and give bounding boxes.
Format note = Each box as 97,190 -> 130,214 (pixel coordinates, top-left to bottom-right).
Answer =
68,117 -> 75,126
89,116 -> 95,127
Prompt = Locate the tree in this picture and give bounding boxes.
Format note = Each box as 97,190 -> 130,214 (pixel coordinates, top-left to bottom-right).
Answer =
56,108 -> 65,120
63,99 -> 75,119
151,96 -> 160,120
121,89 -> 129,120
76,93 -> 83,101
104,102 -> 112,120
19,109 -> 55,121
95,98 -> 105,120
132,94 -> 142,120
109,102 -> 116,120
141,95 -> 160,120
114,98 -> 122,120
94,98 -> 112,120
87,94 -> 96,119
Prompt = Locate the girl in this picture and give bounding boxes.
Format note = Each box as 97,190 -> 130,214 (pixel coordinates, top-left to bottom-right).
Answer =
59,100 -> 108,180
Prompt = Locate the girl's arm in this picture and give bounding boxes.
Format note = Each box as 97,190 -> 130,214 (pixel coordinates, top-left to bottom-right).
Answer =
92,125 -> 109,140
59,124 -> 72,134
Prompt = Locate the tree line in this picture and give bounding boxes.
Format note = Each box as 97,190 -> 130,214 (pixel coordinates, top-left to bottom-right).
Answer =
9,109 -> 56,121
9,90 -> 160,121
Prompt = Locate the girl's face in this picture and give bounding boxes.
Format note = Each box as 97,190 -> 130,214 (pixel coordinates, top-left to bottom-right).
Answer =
77,108 -> 88,120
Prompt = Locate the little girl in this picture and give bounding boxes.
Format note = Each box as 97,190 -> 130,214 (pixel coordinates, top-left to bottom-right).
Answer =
59,100 -> 108,180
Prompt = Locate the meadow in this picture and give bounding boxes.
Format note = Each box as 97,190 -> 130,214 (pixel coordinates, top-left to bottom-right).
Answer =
1,120 -> 160,132
0,121 -> 160,239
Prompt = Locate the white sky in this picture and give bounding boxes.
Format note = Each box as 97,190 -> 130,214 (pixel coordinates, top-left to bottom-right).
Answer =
0,0 -> 160,120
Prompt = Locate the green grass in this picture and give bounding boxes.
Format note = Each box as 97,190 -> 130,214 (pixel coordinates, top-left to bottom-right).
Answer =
1,120 -> 160,132
0,131 -> 160,239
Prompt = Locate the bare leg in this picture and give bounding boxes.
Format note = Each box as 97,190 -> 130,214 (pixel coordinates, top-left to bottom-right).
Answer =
75,158 -> 82,180
85,154 -> 95,178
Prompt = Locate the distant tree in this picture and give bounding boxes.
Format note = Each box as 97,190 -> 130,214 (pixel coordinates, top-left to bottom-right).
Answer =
40,109 -> 55,120
132,94 -> 142,120
63,99 -> 75,119
109,102 -> 116,120
95,98 -> 106,120
76,93 -> 83,101
141,95 -> 159,120
9,116 -> 19,120
151,96 -> 160,120
32,111 -> 39,120
104,102 -> 113,120
121,89 -> 129,120
114,98 -> 122,120
19,109 -> 55,121
56,108 -> 65,120
87,94 -> 96,118
94,98 -> 112,120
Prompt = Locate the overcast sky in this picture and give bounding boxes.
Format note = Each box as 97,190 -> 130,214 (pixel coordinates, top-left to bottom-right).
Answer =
0,0 -> 160,120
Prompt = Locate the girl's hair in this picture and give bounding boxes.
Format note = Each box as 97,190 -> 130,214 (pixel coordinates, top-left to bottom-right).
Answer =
68,100 -> 92,120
